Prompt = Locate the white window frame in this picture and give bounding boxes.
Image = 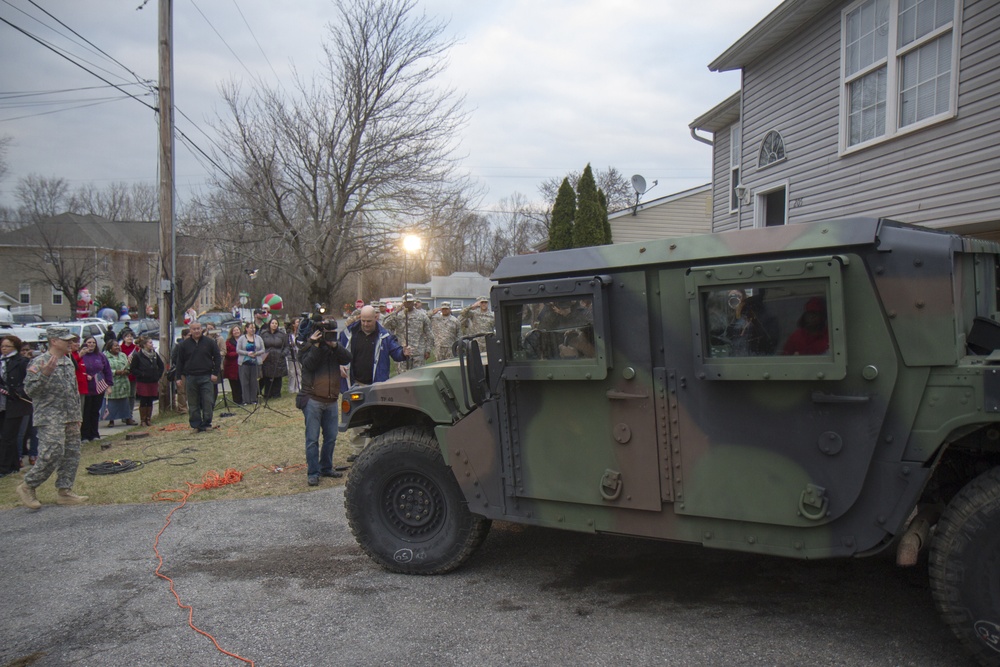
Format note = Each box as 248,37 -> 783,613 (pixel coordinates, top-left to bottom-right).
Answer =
19,283 -> 31,305
758,130 -> 786,169
839,0 -> 961,155
729,124 -> 742,213
752,179 -> 790,229
51,286 -> 63,305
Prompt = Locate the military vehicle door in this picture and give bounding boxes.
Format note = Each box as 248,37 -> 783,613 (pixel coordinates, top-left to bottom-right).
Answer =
493,274 -> 663,511
667,254 -> 899,527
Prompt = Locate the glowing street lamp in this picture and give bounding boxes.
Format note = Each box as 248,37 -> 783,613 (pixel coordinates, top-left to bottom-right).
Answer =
401,234 -> 422,295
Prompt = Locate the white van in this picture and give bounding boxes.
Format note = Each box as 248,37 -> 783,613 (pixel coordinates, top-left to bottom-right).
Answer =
0,307 -> 13,326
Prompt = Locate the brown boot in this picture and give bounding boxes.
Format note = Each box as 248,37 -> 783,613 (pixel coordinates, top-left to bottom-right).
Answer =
16,483 -> 41,510
142,406 -> 152,426
56,488 -> 89,505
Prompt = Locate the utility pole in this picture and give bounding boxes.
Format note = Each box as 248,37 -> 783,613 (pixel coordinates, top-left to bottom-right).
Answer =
157,0 -> 176,408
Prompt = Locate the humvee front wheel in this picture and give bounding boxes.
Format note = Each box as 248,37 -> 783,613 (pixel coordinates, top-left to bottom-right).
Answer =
929,466 -> 1000,666
344,426 -> 491,574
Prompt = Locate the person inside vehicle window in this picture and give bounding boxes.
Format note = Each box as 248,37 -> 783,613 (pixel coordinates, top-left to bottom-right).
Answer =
782,297 -> 829,356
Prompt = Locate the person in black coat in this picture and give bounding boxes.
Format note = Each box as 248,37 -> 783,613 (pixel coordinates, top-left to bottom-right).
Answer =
129,336 -> 165,426
0,335 -> 32,475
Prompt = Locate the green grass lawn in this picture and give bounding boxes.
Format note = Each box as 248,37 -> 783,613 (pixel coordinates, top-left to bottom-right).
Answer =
0,388 -> 353,509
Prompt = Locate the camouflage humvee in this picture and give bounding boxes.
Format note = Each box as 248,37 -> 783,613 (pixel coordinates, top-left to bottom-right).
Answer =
341,218 -> 1000,666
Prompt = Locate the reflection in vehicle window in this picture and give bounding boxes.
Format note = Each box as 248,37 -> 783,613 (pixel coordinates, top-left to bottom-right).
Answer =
505,300 -> 596,361
702,282 -> 830,358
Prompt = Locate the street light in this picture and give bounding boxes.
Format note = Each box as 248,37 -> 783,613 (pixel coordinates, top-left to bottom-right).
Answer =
401,234 -> 421,295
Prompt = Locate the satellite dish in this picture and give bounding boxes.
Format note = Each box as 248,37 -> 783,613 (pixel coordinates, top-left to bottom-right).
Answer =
631,174 -> 647,195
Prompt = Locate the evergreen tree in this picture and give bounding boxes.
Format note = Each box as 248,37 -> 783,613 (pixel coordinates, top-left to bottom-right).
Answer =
548,177 -> 575,251
598,188 -> 612,244
573,164 -> 605,248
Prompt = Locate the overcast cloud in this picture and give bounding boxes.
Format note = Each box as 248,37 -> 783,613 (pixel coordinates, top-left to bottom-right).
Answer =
0,0 -> 778,214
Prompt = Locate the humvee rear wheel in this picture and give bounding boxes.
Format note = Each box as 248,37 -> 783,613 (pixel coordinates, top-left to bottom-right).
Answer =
344,426 -> 491,574
929,466 -> 1000,666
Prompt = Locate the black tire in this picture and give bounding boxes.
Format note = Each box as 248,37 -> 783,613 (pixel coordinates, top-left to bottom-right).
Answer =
344,426 -> 491,574
930,466 -> 1000,666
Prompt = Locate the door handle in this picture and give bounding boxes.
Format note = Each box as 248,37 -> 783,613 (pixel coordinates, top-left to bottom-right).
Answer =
606,390 -> 648,400
811,392 -> 870,404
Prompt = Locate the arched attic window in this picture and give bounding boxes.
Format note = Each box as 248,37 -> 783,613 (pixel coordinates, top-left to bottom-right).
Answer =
758,130 -> 785,169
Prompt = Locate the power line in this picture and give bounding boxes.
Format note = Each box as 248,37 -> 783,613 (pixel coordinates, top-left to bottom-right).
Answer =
0,82 -> 151,100
1,0 -> 147,87
0,15 -> 158,113
230,0 -> 283,89
188,0 -> 257,82
26,0 -> 152,88
0,96 -> 137,123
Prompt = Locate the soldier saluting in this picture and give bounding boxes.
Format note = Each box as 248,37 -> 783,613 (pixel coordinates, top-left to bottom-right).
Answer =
383,293 -> 433,371
16,326 -> 89,509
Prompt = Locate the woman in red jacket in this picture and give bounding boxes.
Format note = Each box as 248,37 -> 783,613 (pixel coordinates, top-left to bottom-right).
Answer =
223,324 -> 243,404
70,337 -> 87,394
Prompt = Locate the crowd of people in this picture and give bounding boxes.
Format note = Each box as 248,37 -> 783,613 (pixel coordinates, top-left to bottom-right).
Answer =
5,293 -> 498,503
0,323 -> 171,485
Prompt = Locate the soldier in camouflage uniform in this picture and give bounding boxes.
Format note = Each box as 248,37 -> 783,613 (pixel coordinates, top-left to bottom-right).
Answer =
383,293 -> 433,372
430,302 -> 461,360
460,296 -> 495,336
16,326 -> 89,509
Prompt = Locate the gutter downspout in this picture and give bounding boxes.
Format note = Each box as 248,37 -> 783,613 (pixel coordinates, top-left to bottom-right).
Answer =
690,128 -> 713,146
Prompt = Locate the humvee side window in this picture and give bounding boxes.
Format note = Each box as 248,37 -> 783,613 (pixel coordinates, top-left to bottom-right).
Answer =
701,283 -> 830,359
687,256 -> 847,381
506,300 -> 595,361
494,275 -> 610,381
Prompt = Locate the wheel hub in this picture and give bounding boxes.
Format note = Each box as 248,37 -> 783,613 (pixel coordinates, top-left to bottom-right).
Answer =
381,472 -> 445,538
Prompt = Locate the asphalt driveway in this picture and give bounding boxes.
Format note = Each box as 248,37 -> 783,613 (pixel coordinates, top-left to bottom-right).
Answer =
0,488 -> 974,667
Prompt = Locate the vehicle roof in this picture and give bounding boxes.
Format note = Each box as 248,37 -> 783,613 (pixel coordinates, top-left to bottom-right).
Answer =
0,326 -> 47,342
491,218 -> 960,282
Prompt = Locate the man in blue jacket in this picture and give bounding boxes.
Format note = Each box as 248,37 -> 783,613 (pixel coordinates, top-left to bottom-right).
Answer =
339,306 -> 411,460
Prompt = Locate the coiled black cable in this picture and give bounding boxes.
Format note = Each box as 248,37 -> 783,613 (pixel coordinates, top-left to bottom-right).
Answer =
86,460 -> 144,475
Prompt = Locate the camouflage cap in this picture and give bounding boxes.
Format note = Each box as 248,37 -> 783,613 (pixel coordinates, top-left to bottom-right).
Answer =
440,301 -> 452,309
46,326 -> 77,341
476,296 -> 489,304
403,293 -> 415,302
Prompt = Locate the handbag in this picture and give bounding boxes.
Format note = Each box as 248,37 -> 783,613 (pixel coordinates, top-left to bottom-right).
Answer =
295,393 -> 309,410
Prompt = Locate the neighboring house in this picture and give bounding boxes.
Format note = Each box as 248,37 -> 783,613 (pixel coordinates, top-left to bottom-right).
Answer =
0,212 -> 214,320
609,184 -> 713,243
689,0 -> 1000,238
403,271 -> 496,310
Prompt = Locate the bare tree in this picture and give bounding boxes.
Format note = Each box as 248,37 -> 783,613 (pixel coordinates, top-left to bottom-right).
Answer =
0,135 -> 11,185
71,181 -> 159,221
205,0 -> 470,307
538,166 -> 633,214
15,174 -> 73,224
16,222 -> 99,319
123,274 -> 150,317
174,257 -> 212,315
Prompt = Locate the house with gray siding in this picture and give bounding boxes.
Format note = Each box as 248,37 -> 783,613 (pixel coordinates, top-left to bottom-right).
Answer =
689,0 -> 1000,239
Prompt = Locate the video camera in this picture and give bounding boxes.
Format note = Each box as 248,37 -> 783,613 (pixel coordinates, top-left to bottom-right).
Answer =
321,320 -> 339,344
296,306 -> 328,345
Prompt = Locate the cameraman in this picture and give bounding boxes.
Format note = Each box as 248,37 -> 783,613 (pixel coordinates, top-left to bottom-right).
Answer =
298,319 -> 352,487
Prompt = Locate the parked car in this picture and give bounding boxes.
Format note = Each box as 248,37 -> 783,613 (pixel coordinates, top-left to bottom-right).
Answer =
0,326 -> 48,353
112,318 -> 160,340
197,311 -> 242,331
28,320 -> 109,341
11,313 -> 45,324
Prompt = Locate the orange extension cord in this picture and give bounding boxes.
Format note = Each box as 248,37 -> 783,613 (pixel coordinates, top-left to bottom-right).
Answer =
152,469 -> 256,667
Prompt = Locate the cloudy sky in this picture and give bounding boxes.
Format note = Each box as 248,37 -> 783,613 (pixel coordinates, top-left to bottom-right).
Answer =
0,0 -> 779,214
